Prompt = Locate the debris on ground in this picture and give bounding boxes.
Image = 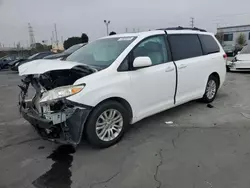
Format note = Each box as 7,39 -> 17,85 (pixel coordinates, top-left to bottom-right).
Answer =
207,104 -> 214,108
165,121 -> 174,125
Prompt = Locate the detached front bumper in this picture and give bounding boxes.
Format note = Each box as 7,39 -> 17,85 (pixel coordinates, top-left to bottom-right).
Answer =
21,100 -> 92,145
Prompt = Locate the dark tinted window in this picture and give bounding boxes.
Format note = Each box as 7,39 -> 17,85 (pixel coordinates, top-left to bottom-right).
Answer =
224,33 -> 233,41
249,32 -> 250,40
168,34 -> 203,61
199,35 -> 220,54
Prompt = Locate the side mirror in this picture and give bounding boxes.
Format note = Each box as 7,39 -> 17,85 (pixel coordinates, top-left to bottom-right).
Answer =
133,57 -> 152,68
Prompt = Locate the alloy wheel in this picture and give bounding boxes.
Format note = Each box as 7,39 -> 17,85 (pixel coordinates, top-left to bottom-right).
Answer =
206,80 -> 217,100
95,109 -> 123,142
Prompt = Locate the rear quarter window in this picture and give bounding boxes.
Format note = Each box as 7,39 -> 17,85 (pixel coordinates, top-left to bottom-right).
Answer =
168,34 -> 203,61
199,35 -> 220,54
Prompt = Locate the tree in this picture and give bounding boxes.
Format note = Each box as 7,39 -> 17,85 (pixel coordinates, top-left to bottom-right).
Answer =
215,32 -> 223,44
109,31 -> 116,36
31,43 -> 51,52
236,33 -> 246,47
63,37 -> 82,49
81,33 -> 89,43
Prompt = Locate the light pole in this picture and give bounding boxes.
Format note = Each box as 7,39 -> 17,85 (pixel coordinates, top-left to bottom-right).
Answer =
104,20 -> 110,35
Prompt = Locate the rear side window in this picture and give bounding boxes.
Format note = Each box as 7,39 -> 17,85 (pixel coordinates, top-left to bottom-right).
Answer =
199,35 -> 220,54
168,34 -> 203,61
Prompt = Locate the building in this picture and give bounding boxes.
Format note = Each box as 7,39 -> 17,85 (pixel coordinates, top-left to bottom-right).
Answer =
217,24 -> 250,46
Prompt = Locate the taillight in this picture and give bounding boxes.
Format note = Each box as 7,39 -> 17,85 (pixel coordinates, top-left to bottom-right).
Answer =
223,54 -> 227,59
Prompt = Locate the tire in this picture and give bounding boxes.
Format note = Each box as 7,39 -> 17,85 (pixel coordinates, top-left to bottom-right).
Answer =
226,66 -> 230,72
85,100 -> 129,148
201,75 -> 219,103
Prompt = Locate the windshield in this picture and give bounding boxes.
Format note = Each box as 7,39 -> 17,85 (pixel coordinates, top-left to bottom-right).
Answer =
240,45 -> 250,54
64,44 -> 83,54
66,37 -> 136,68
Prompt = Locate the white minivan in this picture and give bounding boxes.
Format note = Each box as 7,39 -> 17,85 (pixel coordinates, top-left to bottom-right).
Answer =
18,27 -> 226,148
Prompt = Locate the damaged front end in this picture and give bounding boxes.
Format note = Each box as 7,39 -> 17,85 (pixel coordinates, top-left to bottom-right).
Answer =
19,65 -> 95,146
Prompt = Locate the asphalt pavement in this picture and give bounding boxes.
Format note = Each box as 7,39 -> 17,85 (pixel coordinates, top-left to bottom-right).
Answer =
1,71 -> 250,188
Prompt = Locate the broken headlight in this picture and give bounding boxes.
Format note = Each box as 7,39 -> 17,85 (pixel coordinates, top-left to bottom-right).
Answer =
40,85 -> 84,103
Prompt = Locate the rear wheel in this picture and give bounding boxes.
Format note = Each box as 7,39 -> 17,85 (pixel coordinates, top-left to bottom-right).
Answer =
85,101 -> 129,148
201,75 -> 219,103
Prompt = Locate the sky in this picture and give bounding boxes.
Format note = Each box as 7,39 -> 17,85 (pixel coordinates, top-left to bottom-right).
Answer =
1,0 -> 250,47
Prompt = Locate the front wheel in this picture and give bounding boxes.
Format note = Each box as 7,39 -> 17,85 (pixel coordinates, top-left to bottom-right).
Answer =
85,101 -> 129,148
201,75 -> 219,103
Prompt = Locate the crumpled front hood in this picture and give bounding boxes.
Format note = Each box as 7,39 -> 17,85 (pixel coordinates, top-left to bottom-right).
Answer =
18,59 -> 83,76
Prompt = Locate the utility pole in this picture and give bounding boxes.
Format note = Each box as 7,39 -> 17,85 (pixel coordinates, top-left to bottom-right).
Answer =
28,23 -> 36,47
190,17 -> 194,28
104,20 -> 111,35
54,24 -> 59,49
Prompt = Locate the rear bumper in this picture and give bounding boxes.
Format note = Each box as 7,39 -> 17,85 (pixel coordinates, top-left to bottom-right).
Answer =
21,100 -> 92,145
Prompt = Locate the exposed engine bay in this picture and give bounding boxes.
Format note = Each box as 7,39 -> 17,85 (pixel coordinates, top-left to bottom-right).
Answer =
19,65 -> 96,145
38,66 -> 94,90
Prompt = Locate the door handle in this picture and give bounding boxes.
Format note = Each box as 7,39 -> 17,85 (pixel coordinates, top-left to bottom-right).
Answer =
165,67 -> 175,72
178,64 -> 187,69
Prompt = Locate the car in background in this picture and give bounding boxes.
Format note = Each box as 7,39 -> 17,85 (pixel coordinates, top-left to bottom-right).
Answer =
223,45 -> 236,57
223,44 -> 242,57
0,55 -> 19,70
11,51 -> 54,71
44,43 -> 86,60
228,44 -> 250,71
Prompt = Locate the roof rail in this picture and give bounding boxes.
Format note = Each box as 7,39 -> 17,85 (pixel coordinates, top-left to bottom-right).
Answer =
158,26 -> 207,32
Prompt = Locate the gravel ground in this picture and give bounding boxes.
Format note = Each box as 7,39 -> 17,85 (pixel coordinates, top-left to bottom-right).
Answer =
0,71 -> 250,188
